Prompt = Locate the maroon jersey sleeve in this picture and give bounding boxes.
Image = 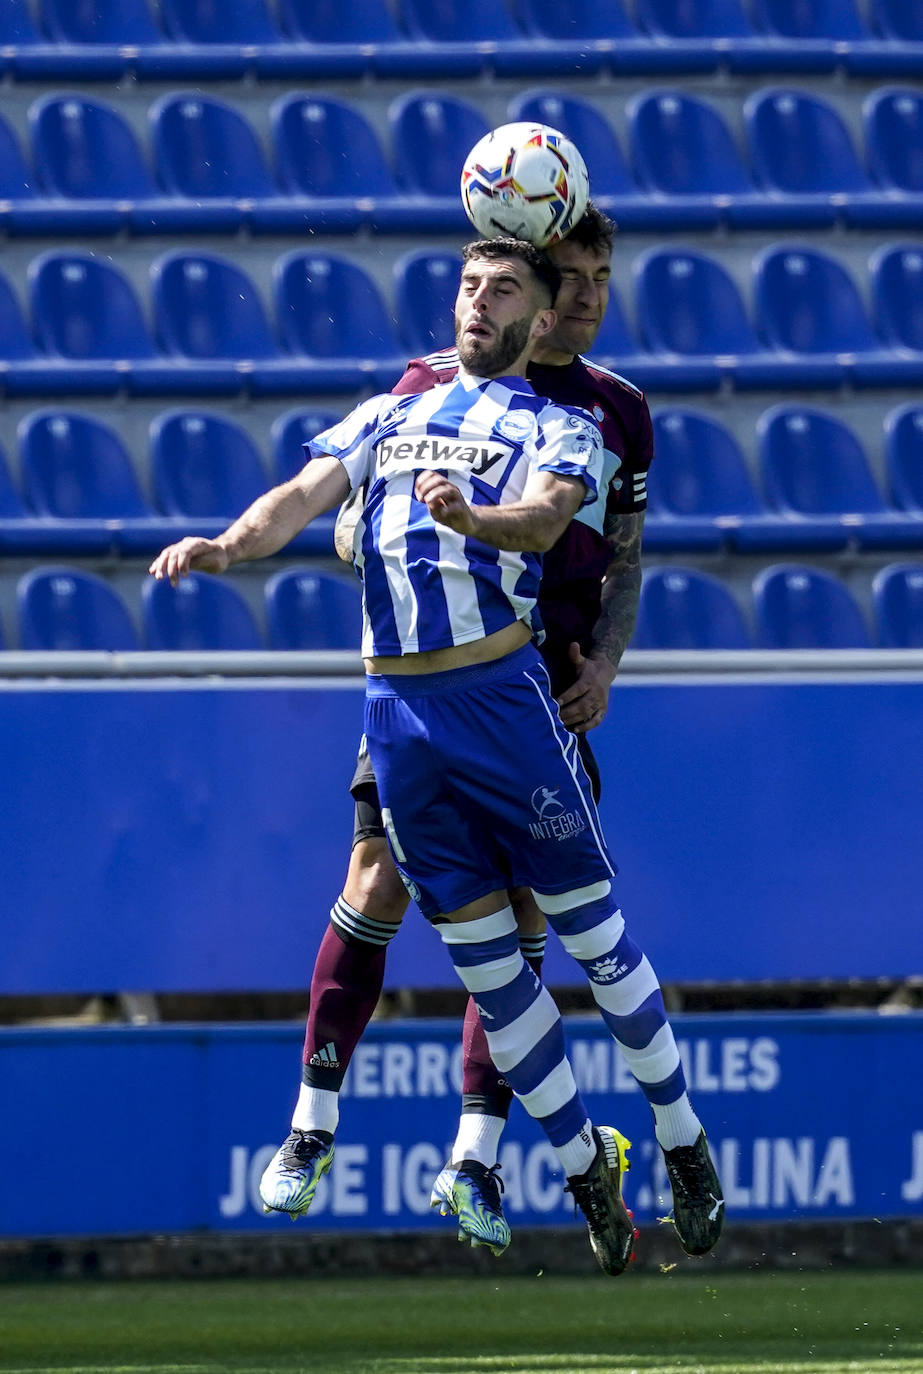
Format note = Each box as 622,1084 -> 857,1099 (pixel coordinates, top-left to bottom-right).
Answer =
391,349 -> 460,396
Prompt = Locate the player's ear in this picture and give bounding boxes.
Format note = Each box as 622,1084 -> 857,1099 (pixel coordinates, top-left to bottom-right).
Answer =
531,307 -> 557,340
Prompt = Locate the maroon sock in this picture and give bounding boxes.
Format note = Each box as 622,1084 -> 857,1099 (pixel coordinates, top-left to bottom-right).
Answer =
301,921 -> 387,1091
461,954 -> 544,1119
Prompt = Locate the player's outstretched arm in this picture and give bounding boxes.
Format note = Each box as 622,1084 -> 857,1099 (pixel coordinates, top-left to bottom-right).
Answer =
414,469 -> 585,553
149,456 -> 350,586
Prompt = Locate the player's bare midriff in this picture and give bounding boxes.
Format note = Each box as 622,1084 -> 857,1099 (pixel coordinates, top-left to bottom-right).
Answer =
364,618 -> 530,676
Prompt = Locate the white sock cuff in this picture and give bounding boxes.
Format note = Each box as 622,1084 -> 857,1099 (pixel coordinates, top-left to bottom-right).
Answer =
531,880 -> 611,916
558,908 -> 626,961
291,1084 -> 339,1135
439,905 -> 516,945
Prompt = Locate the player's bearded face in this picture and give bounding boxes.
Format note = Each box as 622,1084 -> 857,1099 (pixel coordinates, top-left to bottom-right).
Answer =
455,313 -> 532,374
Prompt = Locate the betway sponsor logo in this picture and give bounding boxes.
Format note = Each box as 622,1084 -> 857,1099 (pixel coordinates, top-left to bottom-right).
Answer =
377,436 -> 514,480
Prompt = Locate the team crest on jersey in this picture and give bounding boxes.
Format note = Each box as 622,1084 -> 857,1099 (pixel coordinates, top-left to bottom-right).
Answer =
593,404 -> 605,422
495,410 -> 536,442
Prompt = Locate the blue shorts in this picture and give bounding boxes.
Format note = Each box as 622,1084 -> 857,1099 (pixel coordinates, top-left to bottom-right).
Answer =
363,642 -> 616,920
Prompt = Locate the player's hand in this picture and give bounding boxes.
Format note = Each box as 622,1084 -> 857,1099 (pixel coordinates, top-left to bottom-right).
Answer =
414,470 -> 476,536
148,537 -> 230,587
557,642 -> 615,733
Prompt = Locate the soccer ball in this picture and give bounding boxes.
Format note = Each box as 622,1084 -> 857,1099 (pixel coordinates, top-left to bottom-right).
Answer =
460,122 -> 590,249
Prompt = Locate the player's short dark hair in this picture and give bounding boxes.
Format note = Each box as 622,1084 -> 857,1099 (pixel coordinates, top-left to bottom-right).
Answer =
562,200 -> 617,256
461,237 -> 562,307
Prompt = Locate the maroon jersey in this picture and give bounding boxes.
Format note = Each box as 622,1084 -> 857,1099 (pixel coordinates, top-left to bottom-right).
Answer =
393,348 -> 654,695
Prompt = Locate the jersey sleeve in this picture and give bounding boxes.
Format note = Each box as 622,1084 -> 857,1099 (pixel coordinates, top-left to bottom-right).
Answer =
304,394 -> 394,491
620,393 -> 655,514
391,358 -> 441,395
533,404 -> 604,509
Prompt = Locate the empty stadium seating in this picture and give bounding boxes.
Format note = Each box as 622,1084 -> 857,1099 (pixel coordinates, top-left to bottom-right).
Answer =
757,404 -> 923,551
0,12 -> 920,662
645,408 -> 767,550
873,563 -> 923,647
632,567 -> 752,649
142,570 -> 262,650
752,565 -> 872,648
265,567 -> 362,649
18,566 -> 140,651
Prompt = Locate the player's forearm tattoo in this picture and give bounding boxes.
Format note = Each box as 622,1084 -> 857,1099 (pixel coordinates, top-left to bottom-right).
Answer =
589,511 -> 645,674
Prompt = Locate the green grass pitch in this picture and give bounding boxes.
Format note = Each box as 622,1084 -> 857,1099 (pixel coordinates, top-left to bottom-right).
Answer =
1,1271 -> 921,1374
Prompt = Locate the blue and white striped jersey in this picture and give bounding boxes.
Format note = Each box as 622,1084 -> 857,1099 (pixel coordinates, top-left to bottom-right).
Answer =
305,372 -> 603,658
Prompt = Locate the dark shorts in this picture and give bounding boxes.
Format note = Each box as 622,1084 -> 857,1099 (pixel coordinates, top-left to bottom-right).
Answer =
349,723 -> 601,849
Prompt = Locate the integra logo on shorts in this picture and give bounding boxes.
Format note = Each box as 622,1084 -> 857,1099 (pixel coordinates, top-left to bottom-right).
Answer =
528,785 -> 586,842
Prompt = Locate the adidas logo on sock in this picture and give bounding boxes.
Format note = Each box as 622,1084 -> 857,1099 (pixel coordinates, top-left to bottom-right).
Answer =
309,1042 -> 340,1069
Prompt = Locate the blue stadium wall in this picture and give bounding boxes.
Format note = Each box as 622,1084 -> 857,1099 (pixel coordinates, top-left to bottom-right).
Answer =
2,670 -> 922,1238
2,1014 -> 922,1237
2,671 -> 921,993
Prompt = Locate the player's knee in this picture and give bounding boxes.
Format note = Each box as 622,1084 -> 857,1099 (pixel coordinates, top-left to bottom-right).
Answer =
509,885 -> 547,936
344,838 -> 410,925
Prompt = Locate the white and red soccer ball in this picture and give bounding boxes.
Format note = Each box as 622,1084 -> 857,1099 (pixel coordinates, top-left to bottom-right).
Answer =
460,122 -> 590,249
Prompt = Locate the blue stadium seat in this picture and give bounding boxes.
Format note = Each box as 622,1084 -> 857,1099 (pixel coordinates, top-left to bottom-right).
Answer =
634,0 -> 759,68
389,92 -> 488,221
632,567 -> 752,649
646,408 -> 766,551
159,0 -> 280,43
278,0 -> 403,42
750,0 -> 867,39
635,0 -> 753,35
884,404 -> 923,513
150,410 -> 267,520
151,93 -> 298,232
757,404 -> 915,551
30,252 -> 155,360
275,250 -> 403,387
628,90 -> 784,229
28,251 -> 175,395
152,251 -> 275,360
42,0 -> 164,44
0,114 -> 52,235
753,245 -> 923,388
864,88 -> 923,215
870,0 -> 923,40
142,571 -> 263,650
0,440 -> 27,517
270,94 -> 414,233
873,563 -> 923,647
271,408 -> 341,483
18,566 -> 140,651
753,564 -> 871,648
509,91 -> 656,228
265,567 -> 362,650
399,0 -> 521,42
19,410 -> 151,520
517,0 -> 637,40
394,250 -> 462,357
633,248 -> 794,389
745,88 -> 880,226
870,245 -> 923,353
0,0 -> 40,43
31,96 -> 151,206
0,272 -> 39,363
29,95 -> 201,236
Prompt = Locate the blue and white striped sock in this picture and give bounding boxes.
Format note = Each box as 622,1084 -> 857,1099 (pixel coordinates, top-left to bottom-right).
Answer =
537,882 -> 701,1152
439,906 -> 595,1178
